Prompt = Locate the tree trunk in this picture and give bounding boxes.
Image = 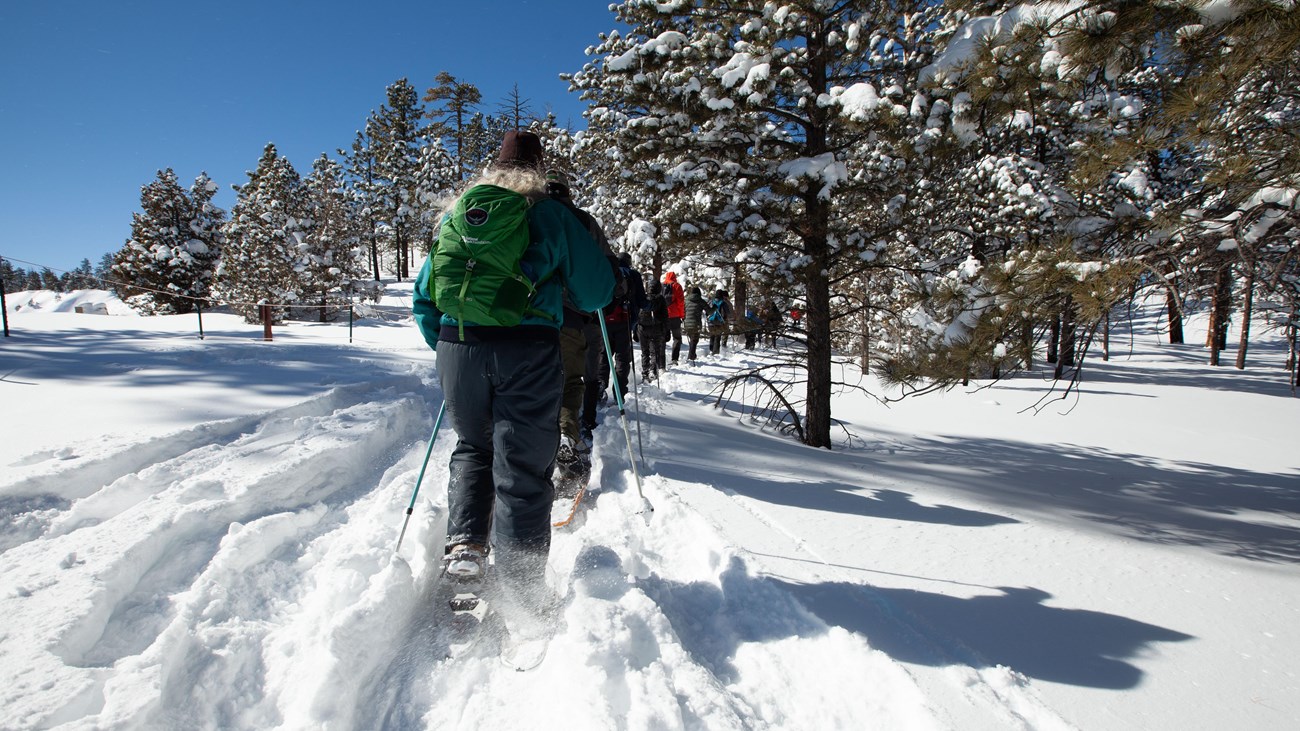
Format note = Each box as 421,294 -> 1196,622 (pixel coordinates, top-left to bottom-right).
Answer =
1235,270 -> 1254,369
860,289 -> 870,375
1208,263 -> 1232,366
1020,321 -> 1033,370
804,258 -> 833,448
801,198 -> 833,448
1288,309 -> 1298,374
394,229 -> 408,282
1102,310 -> 1110,362
1055,297 -> 1076,379
1166,285 -> 1184,344
1291,313 -> 1299,393
798,25 -> 833,448
1047,314 -> 1060,364
733,261 -> 748,321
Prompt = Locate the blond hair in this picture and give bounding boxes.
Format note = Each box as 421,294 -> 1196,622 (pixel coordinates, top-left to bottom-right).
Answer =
439,166 -> 548,219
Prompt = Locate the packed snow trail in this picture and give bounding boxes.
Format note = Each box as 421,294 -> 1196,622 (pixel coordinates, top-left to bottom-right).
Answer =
1,367 -> 1013,731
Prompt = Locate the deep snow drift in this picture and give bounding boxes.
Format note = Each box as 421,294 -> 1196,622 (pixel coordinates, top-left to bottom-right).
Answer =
1,284 -> 1297,730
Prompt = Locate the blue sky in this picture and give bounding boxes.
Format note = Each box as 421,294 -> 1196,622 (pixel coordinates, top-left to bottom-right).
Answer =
0,0 -> 620,274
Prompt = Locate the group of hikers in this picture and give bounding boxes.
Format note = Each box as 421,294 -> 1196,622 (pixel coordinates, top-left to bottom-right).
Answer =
410,131 -> 791,624
613,260 -> 785,385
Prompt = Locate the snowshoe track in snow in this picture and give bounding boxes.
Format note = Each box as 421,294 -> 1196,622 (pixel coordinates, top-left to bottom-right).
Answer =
0,378 -> 440,729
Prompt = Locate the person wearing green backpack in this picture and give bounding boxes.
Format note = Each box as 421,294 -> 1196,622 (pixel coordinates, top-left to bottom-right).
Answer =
412,131 -> 614,607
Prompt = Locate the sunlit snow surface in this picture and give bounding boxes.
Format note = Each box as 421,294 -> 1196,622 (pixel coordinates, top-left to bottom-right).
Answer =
2,283 -> 1298,730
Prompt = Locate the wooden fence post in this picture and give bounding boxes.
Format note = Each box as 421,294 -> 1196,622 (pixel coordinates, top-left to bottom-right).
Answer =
1,274 -> 9,337
261,304 -> 273,341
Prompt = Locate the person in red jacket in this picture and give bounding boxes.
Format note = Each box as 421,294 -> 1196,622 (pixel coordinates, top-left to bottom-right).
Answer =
662,270 -> 686,364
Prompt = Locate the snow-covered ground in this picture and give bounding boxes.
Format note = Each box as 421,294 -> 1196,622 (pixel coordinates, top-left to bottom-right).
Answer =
2,283 -> 1297,730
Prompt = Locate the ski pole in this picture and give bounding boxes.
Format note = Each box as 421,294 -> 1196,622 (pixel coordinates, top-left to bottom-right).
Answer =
627,334 -> 645,464
598,314 -> 651,514
395,400 -> 447,554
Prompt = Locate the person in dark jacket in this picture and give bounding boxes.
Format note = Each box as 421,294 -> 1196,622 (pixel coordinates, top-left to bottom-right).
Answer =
412,131 -> 614,593
706,289 -> 733,355
740,306 -> 764,349
762,300 -> 782,347
599,252 -> 644,401
682,286 -> 706,361
639,280 -> 669,382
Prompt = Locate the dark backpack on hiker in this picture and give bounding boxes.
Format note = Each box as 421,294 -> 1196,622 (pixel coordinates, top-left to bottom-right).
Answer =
428,184 -> 548,339
639,292 -> 668,337
604,265 -> 636,324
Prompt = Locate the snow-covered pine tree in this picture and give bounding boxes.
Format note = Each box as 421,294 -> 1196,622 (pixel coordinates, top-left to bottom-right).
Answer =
873,1 -> 1166,387
413,138 -> 459,259
0,259 -> 20,293
94,253 -> 115,289
300,154 -> 364,321
466,111 -> 507,176
69,259 -> 96,290
340,127 -> 383,282
38,268 -> 63,292
371,79 -> 427,281
424,71 -> 483,182
949,1 -> 1299,368
111,169 -> 224,314
572,0 -> 946,448
187,173 -> 226,302
215,144 -> 308,323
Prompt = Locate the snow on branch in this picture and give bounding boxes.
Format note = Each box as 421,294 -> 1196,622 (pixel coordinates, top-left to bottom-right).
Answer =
606,30 -> 690,72
777,153 -> 849,200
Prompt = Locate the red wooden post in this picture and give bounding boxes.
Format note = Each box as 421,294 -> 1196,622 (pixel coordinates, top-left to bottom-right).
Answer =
261,304 -> 273,341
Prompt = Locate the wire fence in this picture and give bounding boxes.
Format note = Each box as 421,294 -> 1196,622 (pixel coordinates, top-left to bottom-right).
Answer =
1,253 -> 412,344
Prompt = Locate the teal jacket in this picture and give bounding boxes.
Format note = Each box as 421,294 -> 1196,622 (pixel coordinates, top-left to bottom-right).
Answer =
413,197 -> 615,349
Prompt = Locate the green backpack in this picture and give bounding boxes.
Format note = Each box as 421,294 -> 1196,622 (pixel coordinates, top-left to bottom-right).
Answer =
429,184 -> 549,339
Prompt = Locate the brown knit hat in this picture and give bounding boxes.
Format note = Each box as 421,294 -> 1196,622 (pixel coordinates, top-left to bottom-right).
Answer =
496,130 -> 544,169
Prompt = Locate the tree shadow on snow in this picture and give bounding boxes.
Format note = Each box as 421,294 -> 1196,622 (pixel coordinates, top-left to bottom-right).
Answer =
879,433 -> 1300,564
1069,338 -> 1298,399
781,578 -> 1194,690
643,408 -> 1300,564
639,556 -> 1191,690
643,413 -> 1019,530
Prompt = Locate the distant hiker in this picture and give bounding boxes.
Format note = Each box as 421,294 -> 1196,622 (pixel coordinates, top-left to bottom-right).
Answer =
639,279 -> 670,382
763,300 -> 782,347
682,285 -> 706,361
707,289 -> 732,355
741,306 -> 764,349
600,252 -> 645,401
412,130 -> 614,593
790,307 -> 802,329
662,270 -> 685,365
